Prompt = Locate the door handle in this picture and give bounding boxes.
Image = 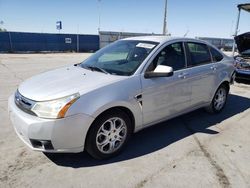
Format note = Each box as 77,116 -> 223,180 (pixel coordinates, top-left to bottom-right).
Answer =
178,72 -> 189,79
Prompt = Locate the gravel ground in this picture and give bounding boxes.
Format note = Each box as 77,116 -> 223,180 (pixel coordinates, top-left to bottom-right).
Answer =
0,53 -> 250,188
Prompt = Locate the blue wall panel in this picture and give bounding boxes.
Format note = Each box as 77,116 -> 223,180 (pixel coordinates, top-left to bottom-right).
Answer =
0,32 -> 99,52
0,32 -> 11,52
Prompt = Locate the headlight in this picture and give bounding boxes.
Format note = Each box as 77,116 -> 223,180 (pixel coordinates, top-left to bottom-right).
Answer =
31,93 -> 80,119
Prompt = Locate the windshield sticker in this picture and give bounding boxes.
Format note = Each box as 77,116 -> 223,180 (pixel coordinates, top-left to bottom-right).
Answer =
136,43 -> 156,49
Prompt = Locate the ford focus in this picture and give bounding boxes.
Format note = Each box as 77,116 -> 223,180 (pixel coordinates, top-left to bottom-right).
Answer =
8,36 -> 235,159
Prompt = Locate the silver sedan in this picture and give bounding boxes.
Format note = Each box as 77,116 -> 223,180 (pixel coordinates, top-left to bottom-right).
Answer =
8,36 -> 235,159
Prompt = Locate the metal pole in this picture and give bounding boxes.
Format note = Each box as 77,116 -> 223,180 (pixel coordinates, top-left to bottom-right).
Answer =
163,0 -> 167,35
232,7 -> 241,56
98,0 -> 101,33
77,35 -> 79,53
77,25 -> 79,52
8,32 -> 13,52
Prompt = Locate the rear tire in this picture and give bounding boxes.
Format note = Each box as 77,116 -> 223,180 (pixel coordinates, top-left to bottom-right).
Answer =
205,84 -> 228,114
85,109 -> 132,160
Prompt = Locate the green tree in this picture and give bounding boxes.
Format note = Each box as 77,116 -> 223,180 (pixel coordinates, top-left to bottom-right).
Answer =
0,27 -> 7,32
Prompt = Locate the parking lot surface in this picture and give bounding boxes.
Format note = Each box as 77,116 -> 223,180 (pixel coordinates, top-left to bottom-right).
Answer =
0,53 -> 250,188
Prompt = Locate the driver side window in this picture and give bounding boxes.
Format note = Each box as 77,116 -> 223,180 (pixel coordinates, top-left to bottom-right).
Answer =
147,42 -> 186,72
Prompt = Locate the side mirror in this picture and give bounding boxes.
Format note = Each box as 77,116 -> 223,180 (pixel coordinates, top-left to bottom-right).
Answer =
144,65 -> 174,79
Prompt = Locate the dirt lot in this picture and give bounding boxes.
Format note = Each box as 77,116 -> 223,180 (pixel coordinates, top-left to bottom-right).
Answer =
0,53 -> 250,188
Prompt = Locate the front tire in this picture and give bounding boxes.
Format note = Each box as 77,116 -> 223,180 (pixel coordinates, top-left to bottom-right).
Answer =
85,110 -> 132,160
205,84 -> 228,114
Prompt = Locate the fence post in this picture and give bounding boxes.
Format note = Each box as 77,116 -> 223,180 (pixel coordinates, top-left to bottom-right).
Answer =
8,32 -> 13,52
77,34 -> 79,52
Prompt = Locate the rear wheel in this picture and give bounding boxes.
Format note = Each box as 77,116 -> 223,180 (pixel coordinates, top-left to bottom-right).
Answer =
205,84 -> 228,113
85,110 -> 132,159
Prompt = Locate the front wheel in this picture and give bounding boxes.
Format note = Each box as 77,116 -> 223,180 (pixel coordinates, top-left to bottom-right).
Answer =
85,110 -> 132,159
205,84 -> 228,113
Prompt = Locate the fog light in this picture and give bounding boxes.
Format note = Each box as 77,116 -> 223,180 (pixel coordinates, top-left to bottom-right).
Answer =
30,139 -> 54,150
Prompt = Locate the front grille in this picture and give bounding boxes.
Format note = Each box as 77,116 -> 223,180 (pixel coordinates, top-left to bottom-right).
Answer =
15,90 -> 37,116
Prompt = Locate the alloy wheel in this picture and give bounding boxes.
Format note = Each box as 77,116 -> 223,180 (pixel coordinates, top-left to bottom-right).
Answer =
213,87 -> 227,111
96,117 -> 127,154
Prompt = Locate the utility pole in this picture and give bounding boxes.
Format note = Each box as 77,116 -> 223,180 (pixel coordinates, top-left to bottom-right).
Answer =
98,0 -> 101,33
163,0 -> 168,35
232,7 -> 241,55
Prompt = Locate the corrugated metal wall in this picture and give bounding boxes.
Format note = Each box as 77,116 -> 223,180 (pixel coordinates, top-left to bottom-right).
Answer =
0,32 -> 99,52
99,31 -> 162,48
197,37 -> 234,51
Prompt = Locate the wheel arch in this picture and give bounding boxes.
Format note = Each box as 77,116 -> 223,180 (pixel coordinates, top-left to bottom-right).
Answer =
219,80 -> 230,93
91,99 -> 142,130
209,80 -> 230,103
96,106 -> 136,133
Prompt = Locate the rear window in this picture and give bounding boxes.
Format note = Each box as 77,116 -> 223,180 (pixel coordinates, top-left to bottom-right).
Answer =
210,47 -> 224,62
187,42 -> 212,67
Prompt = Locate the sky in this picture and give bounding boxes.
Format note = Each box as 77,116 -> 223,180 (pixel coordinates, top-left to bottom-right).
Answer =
0,0 -> 250,38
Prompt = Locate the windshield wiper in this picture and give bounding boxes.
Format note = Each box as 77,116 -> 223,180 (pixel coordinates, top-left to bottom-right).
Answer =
84,65 -> 109,74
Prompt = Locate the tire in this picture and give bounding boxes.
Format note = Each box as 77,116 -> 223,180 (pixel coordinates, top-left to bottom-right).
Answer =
85,109 -> 132,160
205,84 -> 228,114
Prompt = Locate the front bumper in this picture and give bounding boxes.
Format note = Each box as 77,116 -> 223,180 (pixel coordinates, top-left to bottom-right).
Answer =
235,69 -> 250,80
8,95 -> 94,153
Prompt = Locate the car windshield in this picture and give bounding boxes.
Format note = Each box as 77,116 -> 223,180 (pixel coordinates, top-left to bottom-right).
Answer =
80,40 -> 159,76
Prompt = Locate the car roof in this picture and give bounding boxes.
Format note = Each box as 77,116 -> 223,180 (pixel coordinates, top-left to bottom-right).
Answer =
121,35 -> 206,45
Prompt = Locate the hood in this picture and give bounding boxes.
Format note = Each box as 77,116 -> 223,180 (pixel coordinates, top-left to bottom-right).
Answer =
235,32 -> 250,55
18,65 -> 126,101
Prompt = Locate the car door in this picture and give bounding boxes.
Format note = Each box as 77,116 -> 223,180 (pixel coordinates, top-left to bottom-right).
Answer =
184,42 -> 217,107
140,42 -> 192,126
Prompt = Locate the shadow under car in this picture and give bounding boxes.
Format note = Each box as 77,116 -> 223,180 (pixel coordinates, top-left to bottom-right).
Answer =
44,93 -> 250,168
